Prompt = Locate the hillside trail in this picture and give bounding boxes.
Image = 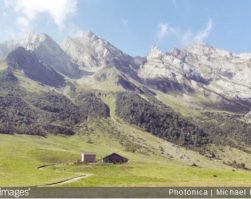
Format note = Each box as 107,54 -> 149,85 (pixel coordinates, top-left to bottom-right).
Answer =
37,163 -> 93,186
40,174 -> 93,187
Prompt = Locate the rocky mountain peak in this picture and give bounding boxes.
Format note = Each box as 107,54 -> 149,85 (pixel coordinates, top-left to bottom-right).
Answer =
19,32 -> 83,78
81,31 -> 99,41
0,31 -> 250,104
5,46 -> 65,87
185,42 -> 215,55
62,31 -> 132,72
185,42 -> 233,58
148,46 -> 163,59
20,32 -> 53,51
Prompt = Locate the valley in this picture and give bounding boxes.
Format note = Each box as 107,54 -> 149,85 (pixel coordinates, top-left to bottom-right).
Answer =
0,32 -> 250,187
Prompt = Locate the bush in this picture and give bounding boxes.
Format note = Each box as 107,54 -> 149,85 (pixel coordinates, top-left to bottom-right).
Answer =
115,92 -> 210,148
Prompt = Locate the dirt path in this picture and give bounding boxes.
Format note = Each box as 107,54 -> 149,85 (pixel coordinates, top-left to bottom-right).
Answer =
42,174 -> 92,187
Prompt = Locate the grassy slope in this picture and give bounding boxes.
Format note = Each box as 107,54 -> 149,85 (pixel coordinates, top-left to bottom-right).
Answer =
0,61 -> 8,73
1,93 -> 251,187
77,67 -> 123,93
1,121 -> 251,187
14,70 -> 48,93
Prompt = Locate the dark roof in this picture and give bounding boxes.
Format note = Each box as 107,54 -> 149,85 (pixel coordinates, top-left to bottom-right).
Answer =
103,153 -> 128,160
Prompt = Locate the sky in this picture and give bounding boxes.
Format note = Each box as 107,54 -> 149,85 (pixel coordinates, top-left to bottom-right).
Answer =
1,0 -> 251,56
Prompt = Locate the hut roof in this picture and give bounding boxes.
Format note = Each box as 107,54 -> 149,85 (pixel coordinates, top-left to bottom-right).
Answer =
103,153 -> 128,160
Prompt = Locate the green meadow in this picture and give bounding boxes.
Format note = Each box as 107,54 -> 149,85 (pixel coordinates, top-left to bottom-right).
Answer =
1,128 -> 251,187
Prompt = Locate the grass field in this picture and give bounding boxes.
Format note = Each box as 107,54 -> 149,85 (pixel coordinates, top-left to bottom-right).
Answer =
1,120 -> 251,187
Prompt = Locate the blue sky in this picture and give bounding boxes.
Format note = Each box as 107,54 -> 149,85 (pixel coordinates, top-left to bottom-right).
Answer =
1,0 -> 251,56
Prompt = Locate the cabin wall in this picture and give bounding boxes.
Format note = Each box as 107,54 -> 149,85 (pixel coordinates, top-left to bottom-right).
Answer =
81,153 -> 96,163
84,154 -> 96,163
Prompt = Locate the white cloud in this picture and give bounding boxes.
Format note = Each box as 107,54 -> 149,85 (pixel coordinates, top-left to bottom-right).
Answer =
156,19 -> 213,46
193,19 -> 213,42
4,0 -> 77,30
182,19 -> 213,45
181,30 -> 192,44
157,23 -> 176,41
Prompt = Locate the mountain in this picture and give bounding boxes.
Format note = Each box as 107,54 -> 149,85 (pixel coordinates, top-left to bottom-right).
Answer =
5,47 -> 65,87
20,32 -> 84,78
62,31 -> 136,72
0,32 -> 250,150
178,43 -> 251,98
140,43 -> 251,91
139,44 -> 251,111
138,46 -> 195,92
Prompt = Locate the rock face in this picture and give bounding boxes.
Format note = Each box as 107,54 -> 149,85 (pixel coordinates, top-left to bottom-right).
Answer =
139,44 -> 251,100
139,47 -> 182,80
6,47 -> 65,87
20,32 -> 83,78
179,43 -> 251,85
62,31 -> 134,72
138,47 -> 198,92
173,43 -> 251,104
139,45 -> 212,84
